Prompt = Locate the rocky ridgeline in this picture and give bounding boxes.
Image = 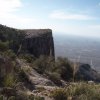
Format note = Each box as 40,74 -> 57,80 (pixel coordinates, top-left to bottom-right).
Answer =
0,24 -> 55,58
23,29 -> 55,57
0,24 -> 100,83
0,24 -> 100,100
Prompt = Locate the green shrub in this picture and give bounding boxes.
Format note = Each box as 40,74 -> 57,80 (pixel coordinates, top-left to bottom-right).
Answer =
0,41 -> 9,51
3,73 -> 16,87
67,83 -> 100,100
0,24 -> 26,54
33,55 -> 54,74
36,87 -> 46,92
32,56 -> 73,81
0,95 -> 3,100
16,91 -> 28,100
29,94 -> 34,100
51,89 -> 67,100
18,69 -> 28,82
47,72 -> 62,86
35,96 -> 45,100
55,57 -> 73,81
19,54 -> 35,63
8,96 -> 16,100
51,83 -> 100,100
3,50 -> 16,59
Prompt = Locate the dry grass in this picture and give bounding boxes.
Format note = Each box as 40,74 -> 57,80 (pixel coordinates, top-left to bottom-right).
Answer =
51,82 -> 100,100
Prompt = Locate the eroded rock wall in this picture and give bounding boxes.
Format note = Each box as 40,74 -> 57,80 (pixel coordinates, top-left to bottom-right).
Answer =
0,24 -> 55,58
23,29 -> 55,57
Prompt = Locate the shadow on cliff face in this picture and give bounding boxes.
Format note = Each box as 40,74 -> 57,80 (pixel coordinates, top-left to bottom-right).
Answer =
0,24 -> 55,58
23,29 -> 55,58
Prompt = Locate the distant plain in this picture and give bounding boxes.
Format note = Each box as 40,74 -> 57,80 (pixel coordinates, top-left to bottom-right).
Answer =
54,34 -> 100,71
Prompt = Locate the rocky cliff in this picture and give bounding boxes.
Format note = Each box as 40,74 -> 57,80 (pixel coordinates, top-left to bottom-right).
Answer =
23,29 -> 55,57
0,24 -> 55,57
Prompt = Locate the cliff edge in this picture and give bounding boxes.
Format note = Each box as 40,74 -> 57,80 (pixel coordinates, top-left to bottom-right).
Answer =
23,29 -> 55,57
0,24 -> 55,58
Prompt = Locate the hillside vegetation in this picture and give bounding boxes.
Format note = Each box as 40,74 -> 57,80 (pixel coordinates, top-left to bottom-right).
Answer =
0,24 -> 100,100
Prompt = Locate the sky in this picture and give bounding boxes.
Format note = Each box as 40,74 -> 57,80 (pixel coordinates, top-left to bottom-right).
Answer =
0,0 -> 100,37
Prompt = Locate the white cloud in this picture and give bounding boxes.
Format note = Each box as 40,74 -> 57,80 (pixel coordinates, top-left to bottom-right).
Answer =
0,0 -> 22,14
0,13 -> 37,29
50,11 -> 93,20
0,0 -> 37,29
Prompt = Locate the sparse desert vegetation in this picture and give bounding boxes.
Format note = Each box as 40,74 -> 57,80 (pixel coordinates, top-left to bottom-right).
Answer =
51,82 -> 100,100
0,24 -> 100,100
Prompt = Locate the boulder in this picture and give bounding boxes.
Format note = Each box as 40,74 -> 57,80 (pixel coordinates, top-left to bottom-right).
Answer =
76,64 -> 100,82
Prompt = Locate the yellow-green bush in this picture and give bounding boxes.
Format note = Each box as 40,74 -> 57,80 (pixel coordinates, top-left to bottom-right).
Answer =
47,72 -> 62,86
51,82 -> 100,100
33,55 -> 54,74
28,94 -> 35,100
8,96 -> 16,100
0,41 -> 9,51
0,95 -> 3,100
51,88 -> 67,100
35,96 -> 45,100
3,73 -> 16,87
32,56 -> 73,82
3,50 -> 16,59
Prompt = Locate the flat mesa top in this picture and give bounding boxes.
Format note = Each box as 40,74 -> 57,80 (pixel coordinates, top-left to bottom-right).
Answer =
23,29 -> 52,38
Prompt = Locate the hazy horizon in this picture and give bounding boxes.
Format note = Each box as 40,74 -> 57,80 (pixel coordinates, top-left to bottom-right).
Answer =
54,34 -> 100,71
0,0 -> 100,37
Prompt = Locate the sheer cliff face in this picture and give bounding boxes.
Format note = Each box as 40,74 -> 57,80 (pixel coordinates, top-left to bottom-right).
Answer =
0,24 -> 55,58
23,29 -> 55,57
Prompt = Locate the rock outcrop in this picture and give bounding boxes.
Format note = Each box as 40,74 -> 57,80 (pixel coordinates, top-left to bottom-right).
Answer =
16,59 -> 55,86
0,24 -> 55,58
76,64 -> 100,82
23,29 -> 55,57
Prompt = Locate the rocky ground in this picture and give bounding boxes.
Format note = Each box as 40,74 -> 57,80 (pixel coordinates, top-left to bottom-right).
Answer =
16,59 -> 59,100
